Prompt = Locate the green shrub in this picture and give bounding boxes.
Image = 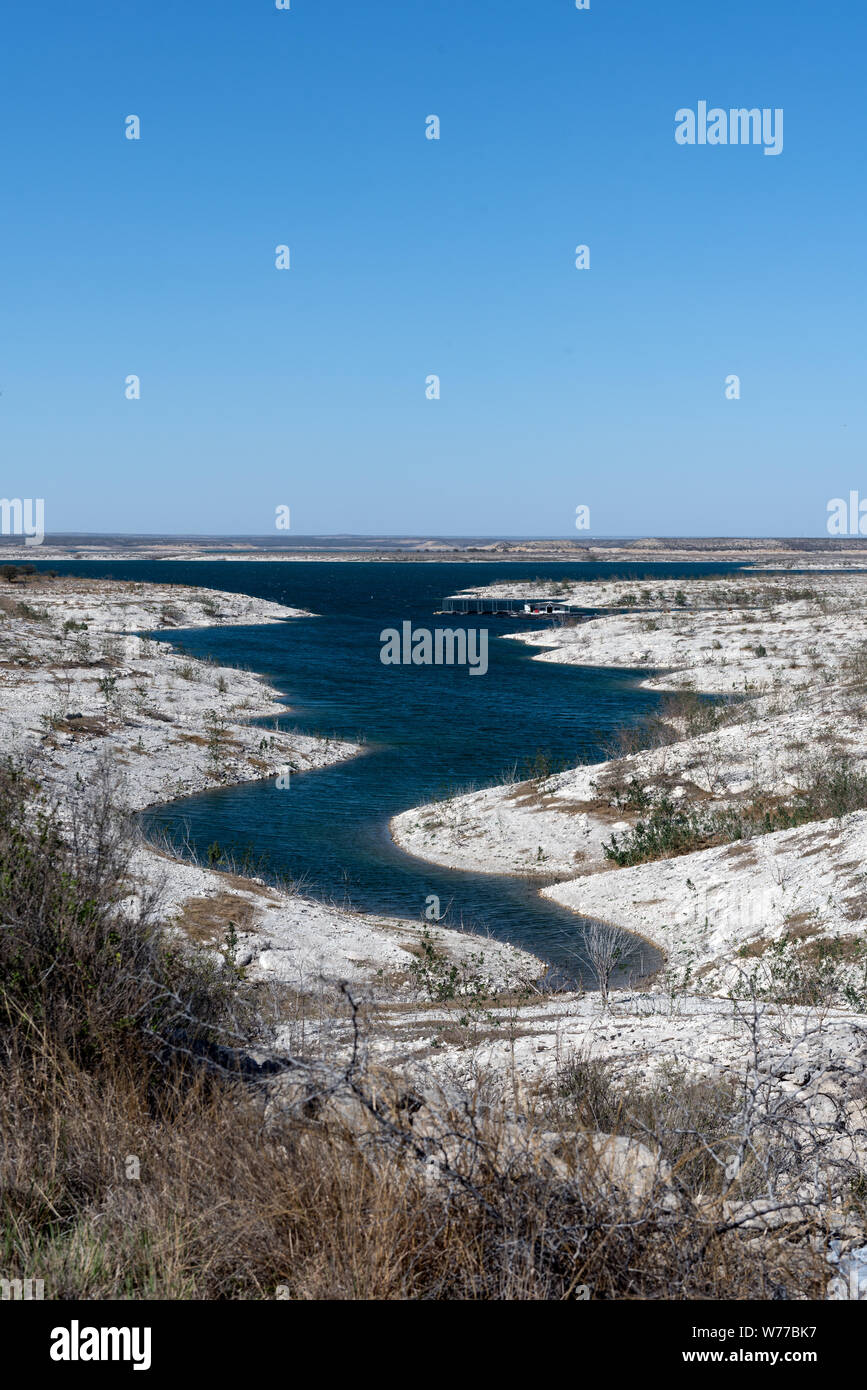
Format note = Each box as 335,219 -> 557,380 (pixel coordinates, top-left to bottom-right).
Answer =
604,757 -> 867,867
0,762 -> 254,1071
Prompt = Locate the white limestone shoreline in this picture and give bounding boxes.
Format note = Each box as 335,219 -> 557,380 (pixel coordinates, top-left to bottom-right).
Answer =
392,570 -> 867,1004
4,567 -> 867,1118
0,574 -> 540,1006
5,565 -> 867,1268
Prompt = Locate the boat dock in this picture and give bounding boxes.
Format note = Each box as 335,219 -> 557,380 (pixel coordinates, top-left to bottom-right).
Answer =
438,595 -> 580,617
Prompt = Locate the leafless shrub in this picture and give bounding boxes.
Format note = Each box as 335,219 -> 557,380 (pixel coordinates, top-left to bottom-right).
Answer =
574,921 -> 642,1005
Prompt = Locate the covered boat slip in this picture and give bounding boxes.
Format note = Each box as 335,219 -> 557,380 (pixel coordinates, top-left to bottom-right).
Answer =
439,595 -> 577,617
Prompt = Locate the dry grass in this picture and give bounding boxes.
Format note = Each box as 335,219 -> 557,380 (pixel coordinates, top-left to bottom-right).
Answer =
0,1041 -> 832,1301
175,892 -> 257,946
0,756 -> 844,1301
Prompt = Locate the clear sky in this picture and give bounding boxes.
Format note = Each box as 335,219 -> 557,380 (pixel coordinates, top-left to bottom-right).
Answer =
1,0 -> 863,537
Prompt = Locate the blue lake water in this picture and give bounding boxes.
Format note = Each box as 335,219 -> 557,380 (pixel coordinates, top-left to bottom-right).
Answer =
34,559 -> 743,981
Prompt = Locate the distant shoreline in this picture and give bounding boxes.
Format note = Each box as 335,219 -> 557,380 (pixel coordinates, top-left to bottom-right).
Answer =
4,535 -> 867,567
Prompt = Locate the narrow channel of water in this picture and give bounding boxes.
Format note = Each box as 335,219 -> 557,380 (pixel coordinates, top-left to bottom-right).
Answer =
34,559 -> 742,981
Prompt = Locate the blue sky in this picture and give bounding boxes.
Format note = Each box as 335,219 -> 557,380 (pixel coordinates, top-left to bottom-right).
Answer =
1,0 -> 863,537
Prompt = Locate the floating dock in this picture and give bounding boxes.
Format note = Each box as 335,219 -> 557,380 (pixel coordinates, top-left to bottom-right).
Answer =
438,595 -> 580,617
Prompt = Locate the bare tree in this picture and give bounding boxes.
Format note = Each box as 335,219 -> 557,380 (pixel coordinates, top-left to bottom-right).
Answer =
576,920 -> 641,1006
